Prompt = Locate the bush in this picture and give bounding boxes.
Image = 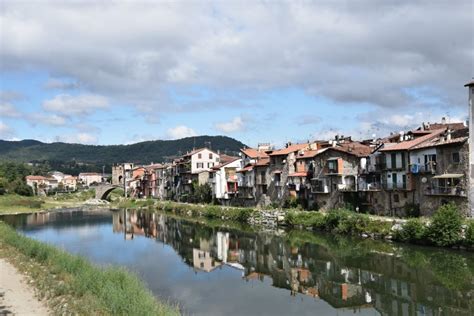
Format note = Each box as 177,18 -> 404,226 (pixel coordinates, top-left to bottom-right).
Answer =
404,203 -> 420,218
285,211 -> 325,228
427,203 -> 463,247
324,209 -> 351,231
464,221 -> 474,247
12,180 -> 33,196
395,218 -> 427,243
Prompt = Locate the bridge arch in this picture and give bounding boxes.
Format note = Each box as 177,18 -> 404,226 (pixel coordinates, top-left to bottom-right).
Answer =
95,184 -> 122,200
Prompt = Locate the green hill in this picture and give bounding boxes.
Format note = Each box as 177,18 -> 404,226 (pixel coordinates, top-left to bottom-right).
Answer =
0,136 -> 246,173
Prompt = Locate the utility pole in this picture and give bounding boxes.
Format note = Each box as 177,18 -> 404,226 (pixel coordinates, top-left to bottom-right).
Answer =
465,79 -> 474,217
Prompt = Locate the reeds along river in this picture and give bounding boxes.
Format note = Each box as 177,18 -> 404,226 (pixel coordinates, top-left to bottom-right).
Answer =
2,208 -> 474,316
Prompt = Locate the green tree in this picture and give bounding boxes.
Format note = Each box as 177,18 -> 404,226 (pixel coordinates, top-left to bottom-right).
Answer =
428,203 -> 463,247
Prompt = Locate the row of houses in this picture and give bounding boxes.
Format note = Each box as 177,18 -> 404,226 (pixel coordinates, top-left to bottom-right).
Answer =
113,119 -> 469,217
26,171 -> 104,195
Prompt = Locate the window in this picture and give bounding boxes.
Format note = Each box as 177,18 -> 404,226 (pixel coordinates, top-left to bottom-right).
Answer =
274,173 -> 281,184
207,162 -> 214,168
198,153 -> 202,159
197,162 -> 204,168
261,185 -> 267,194
391,153 -> 397,169
209,153 -> 213,159
327,160 -> 338,173
393,194 -> 399,203
452,152 -> 460,164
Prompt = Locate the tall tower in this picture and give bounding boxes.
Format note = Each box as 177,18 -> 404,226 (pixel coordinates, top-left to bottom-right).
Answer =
465,80 -> 474,217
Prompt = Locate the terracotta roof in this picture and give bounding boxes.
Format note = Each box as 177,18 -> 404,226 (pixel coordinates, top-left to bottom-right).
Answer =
269,143 -> 309,156
380,129 -> 445,152
237,164 -> 254,173
220,154 -> 239,164
288,172 -> 308,177
423,123 -> 465,131
145,163 -> 164,170
212,157 -> 240,169
412,136 -> 468,150
26,175 -> 47,180
296,150 -> 319,159
240,148 -> 269,159
78,172 -> 101,176
254,157 -> 270,167
332,142 -> 372,157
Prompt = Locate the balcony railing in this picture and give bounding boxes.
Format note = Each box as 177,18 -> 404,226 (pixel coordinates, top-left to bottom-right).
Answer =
409,163 -> 437,174
426,186 -> 466,197
337,184 -> 357,192
384,182 -> 408,190
358,182 -> 382,191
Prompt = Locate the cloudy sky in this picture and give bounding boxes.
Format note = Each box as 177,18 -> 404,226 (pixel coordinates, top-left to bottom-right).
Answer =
0,1 -> 473,146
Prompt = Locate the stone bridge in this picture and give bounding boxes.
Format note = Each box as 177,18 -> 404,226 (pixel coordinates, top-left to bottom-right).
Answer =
95,184 -> 122,200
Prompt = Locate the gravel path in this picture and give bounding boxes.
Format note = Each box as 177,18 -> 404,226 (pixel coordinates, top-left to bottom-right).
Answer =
0,258 -> 49,315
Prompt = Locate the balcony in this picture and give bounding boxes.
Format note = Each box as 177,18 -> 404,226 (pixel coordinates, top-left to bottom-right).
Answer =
409,163 -> 436,174
358,182 -> 382,191
337,184 -> 356,192
425,186 -> 466,197
384,182 -> 408,190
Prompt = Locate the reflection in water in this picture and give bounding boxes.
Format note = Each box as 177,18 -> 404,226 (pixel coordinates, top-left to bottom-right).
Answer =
2,208 -> 473,316
112,209 -> 474,316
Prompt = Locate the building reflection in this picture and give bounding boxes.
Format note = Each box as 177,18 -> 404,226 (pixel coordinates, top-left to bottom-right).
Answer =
112,209 -> 474,316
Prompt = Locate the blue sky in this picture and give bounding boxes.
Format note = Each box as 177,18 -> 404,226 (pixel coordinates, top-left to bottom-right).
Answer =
1,1 -> 472,146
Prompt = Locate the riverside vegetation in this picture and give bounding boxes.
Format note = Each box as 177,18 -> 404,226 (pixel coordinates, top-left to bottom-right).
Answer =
137,200 -> 473,250
0,222 -> 179,315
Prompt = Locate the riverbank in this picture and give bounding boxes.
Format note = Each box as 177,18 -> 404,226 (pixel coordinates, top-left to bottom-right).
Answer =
0,222 -> 179,315
0,191 -> 102,214
151,200 -> 474,250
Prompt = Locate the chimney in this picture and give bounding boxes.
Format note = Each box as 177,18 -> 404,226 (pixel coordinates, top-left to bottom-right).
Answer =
441,117 -> 446,124
399,131 -> 404,142
446,129 -> 452,141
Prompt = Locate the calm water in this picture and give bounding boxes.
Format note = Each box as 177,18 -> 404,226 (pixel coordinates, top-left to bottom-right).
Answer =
2,208 -> 473,316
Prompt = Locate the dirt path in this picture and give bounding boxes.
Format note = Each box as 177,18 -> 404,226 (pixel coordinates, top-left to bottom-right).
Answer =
0,258 -> 50,315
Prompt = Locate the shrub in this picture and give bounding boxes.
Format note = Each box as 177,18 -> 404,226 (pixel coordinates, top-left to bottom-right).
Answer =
12,180 -> 33,196
427,203 -> 463,247
464,220 -> 474,247
404,203 -> 421,218
324,209 -> 350,231
395,218 -> 427,243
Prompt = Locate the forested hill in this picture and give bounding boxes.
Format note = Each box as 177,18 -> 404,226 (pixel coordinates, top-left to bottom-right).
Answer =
0,136 -> 246,165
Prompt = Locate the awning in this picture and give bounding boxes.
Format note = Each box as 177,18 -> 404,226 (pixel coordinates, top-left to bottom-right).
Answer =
273,170 -> 282,174
433,174 -> 464,179
327,157 -> 339,161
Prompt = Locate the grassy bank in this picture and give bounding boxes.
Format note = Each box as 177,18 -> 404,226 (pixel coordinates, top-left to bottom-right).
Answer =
0,222 -> 179,315
0,191 -> 95,214
150,200 -> 473,250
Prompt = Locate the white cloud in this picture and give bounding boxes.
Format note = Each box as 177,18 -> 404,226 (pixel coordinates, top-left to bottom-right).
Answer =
28,113 -> 67,126
43,78 -> 80,90
42,94 -> 109,116
0,102 -> 21,118
166,125 -> 197,140
214,116 -> 245,133
0,1 -> 470,116
55,132 -> 98,144
0,121 -> 14,138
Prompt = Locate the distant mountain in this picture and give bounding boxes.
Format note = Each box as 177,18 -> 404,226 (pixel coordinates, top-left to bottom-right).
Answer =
0,136 -> 246,165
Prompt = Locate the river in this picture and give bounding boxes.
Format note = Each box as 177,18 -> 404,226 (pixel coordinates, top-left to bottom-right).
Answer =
1,208 -> 473,316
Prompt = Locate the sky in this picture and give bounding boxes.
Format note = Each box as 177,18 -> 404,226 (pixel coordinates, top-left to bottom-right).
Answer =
0,0 -> 473,147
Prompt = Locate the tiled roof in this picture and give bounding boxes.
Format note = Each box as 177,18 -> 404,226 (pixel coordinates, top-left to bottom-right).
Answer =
254,157 -> 270,166
240,148 -> 269,159
332,142 -> 372,157
296,150 -> 320,159
78,172 -> 101,176
269,143 -> 309,156
26,175 -> 47,180
237,164 -> 254,173
380,129 -> 445,152
183,147 -> 218,157
412,136 -> 468,150
212,157 -> 240,169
